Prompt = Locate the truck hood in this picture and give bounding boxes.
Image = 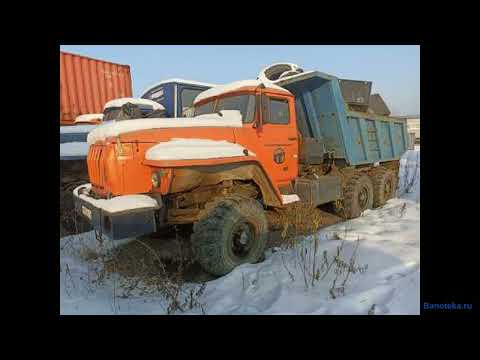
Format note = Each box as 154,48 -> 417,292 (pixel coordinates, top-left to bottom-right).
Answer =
145,138 -> 256,161
86,110 -> 243,146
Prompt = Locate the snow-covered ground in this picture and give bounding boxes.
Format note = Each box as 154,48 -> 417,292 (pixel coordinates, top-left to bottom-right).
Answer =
60,147 -> 420,315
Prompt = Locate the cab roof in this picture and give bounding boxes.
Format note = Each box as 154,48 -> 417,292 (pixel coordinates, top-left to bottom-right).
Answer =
140,78 -> 217,98
193,79 -> 291,105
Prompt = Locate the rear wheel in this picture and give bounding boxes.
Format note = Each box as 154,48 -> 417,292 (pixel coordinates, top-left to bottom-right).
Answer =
371,168 -> 397,207
340,173 -> 374,219
191,196 -> 268,276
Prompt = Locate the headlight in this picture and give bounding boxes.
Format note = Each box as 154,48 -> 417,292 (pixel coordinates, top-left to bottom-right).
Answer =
151,172 -> 160,188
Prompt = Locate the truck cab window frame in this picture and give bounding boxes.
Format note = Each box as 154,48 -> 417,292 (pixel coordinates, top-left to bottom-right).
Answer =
180,87 -> 207,117
146,85 -> 165,104
264,97 -> 290,125
194,94 -> 256,124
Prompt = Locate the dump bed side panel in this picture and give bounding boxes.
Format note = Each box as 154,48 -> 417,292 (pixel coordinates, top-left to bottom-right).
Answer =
345,114 -> 408,164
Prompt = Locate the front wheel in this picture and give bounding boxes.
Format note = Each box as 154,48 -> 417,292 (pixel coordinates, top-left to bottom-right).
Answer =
191,196 -> 268,276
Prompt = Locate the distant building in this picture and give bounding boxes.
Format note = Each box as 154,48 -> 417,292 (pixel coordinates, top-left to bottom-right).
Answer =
392,115 -> 420,145
406,117 -> 420,144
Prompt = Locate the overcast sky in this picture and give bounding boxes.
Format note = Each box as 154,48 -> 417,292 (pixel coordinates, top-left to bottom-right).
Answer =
60,45 -> 420,116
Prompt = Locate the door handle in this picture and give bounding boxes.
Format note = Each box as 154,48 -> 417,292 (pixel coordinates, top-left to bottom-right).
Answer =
288,137 -> 297,141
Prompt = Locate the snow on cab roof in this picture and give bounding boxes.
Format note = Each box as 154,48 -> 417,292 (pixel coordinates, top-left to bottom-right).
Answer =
193,79 -> 291,105
74,113 -> 104,123
104,97 -> 165,111
140,78 -> 218,97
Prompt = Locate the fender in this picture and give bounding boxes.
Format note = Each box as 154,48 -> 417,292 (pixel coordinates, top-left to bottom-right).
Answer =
143,156 -> 283,207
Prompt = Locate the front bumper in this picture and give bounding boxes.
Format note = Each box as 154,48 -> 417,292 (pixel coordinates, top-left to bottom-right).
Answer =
73,184 -> 161,240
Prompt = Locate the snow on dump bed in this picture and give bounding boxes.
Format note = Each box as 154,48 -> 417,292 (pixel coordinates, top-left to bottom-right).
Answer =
87,110 -> 243,146
60,142 -> 89,157
194,79 -> 291,104
145,138 -> 255,161
60,148 -> 420,315
104,97 -> 165,111
73,184 -> 159,214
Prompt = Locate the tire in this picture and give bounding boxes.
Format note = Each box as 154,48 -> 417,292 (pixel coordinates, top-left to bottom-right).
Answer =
371,168 -> 397,207
341,173 -> 374,219
191,196 -> 268,276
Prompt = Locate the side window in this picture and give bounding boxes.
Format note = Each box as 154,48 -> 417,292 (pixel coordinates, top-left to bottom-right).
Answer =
180,88 -> 204,117
147,86 -> 165,103
265,98 -> 290,125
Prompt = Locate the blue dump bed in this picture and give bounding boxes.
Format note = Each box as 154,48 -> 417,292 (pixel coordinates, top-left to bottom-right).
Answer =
276,71 -> 408,166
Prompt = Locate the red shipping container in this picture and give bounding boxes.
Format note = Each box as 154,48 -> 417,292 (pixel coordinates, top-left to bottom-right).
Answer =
60,51 -> 132,125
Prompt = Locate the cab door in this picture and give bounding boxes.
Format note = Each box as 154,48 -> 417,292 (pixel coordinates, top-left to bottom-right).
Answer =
255,92 -> 298,187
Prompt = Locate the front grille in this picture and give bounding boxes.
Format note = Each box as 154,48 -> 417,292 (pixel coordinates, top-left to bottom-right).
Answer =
87,145 -> 105,189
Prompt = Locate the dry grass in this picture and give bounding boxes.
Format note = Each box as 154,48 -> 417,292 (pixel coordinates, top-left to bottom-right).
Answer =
68,229 -> 209,314
267,203 -> 343,248
270,202 -> 368,296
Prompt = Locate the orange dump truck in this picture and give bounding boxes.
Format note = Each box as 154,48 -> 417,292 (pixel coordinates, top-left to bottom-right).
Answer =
74,65 -> 408,276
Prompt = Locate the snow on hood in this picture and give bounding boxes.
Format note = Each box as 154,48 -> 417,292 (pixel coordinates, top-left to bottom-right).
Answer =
74,113 -> 104,123
193,79 -> 291,105
103,97 -> 165,111
145,138 -> 256,161
87,110 -> 243,146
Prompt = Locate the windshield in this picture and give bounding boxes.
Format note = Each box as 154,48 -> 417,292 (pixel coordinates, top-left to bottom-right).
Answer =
181,88 -> 205,117
194,94 -> 255,123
